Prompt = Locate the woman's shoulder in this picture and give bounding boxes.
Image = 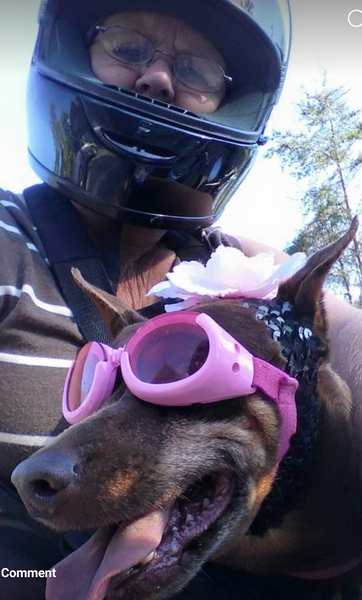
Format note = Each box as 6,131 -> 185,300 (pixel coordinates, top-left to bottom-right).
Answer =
0,188 -> 27,209
0,187 -> 46,257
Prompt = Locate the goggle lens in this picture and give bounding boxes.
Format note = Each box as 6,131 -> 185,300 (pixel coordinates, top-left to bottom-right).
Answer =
128,322 -> 210,384
67,343 -> 106,411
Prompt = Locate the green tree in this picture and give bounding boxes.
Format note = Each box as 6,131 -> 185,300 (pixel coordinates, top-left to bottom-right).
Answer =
266,76 -> 362,304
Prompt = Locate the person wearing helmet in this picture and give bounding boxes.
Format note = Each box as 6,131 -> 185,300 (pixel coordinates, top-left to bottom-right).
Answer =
0,1 -> 361,599
24,0 -> 289,229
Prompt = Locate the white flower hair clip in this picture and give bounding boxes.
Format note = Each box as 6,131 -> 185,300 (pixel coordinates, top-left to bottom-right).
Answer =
148,245 -> 307,312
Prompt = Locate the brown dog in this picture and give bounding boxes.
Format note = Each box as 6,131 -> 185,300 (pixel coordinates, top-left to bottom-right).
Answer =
12,219 -> 362,600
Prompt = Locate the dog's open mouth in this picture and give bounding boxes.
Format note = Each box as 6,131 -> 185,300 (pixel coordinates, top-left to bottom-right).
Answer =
46,471 -> 234,600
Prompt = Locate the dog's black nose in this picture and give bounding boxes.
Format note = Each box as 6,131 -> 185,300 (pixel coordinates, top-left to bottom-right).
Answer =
11,451 -> 78,518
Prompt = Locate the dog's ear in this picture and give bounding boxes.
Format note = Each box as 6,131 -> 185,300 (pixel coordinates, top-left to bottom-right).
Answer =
278,217 -> 358,332
71,267 -> 145,340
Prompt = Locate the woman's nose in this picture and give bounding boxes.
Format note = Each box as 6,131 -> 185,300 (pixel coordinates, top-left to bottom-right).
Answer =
135,58 -> 175,103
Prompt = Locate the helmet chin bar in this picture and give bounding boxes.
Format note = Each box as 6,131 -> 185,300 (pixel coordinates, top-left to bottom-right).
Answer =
29,153 -> 255,231
27,74 -> 257,228
29,0 -> 291,228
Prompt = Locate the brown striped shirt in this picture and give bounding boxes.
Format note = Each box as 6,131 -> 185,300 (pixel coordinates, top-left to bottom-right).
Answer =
0,188 -> 84,480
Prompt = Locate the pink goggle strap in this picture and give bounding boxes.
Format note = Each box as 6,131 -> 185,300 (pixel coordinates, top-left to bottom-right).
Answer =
252,358 -> 298,464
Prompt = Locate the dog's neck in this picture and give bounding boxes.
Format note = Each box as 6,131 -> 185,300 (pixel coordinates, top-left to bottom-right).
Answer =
144,295 -> 325,536
241,298 -> 325,536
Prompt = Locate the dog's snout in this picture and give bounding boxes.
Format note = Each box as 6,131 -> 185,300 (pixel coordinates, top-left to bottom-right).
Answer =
11,451 -> 78,518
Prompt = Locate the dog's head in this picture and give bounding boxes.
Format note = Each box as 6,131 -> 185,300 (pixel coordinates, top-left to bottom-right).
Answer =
12,220 -> 358,600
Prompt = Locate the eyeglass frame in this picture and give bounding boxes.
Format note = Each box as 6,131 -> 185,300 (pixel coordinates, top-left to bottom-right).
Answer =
89,24 -> 233,93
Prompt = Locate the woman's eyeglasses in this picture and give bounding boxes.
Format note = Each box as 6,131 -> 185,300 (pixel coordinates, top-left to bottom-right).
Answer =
91,25 -> 233,94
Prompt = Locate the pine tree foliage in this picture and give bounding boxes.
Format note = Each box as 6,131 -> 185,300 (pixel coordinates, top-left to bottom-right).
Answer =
266,76 -> 362,304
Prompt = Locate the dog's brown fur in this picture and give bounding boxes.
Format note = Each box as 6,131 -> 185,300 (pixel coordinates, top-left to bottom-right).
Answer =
12,219 -> 362,599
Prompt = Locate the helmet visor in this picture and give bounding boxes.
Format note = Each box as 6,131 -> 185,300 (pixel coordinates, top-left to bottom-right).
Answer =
37,0 -> 288,137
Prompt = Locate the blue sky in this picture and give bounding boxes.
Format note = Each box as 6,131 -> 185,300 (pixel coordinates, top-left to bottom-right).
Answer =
1,0 -> 361,251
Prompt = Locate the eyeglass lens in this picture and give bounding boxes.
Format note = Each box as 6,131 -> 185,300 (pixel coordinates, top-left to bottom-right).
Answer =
101,26 -> 225,93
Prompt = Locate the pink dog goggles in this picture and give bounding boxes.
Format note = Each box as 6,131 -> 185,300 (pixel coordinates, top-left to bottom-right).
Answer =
63,312 -> 298,463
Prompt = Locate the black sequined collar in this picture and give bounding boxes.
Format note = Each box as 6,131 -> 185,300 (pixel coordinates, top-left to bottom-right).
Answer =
241,298 -> 326,536
151,296 -> 326,536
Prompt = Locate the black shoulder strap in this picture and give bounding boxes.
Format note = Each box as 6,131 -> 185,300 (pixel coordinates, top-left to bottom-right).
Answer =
24,184 -> 113,344
23,185 -> 241,341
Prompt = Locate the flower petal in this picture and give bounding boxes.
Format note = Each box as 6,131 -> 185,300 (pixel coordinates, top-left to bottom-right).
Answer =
148,245 -> 307,304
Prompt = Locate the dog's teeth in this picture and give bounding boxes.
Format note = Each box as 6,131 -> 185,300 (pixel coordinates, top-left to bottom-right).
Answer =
185,514 -> 195,525
140,552 -> 155,566
202,498 -> 211,510
139,551 -> 155,566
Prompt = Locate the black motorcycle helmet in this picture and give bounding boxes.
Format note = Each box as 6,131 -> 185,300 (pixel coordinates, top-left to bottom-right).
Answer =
28,0 -> 291,230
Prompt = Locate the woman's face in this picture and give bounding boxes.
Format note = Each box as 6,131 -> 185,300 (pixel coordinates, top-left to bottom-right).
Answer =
89,11 -> 227,114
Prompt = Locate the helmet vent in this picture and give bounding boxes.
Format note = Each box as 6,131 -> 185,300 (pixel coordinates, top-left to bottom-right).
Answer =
102,84 -> 202,120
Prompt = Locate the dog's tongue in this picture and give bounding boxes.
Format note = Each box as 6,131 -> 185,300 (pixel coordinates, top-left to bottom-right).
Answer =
46,503 -> 172,600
